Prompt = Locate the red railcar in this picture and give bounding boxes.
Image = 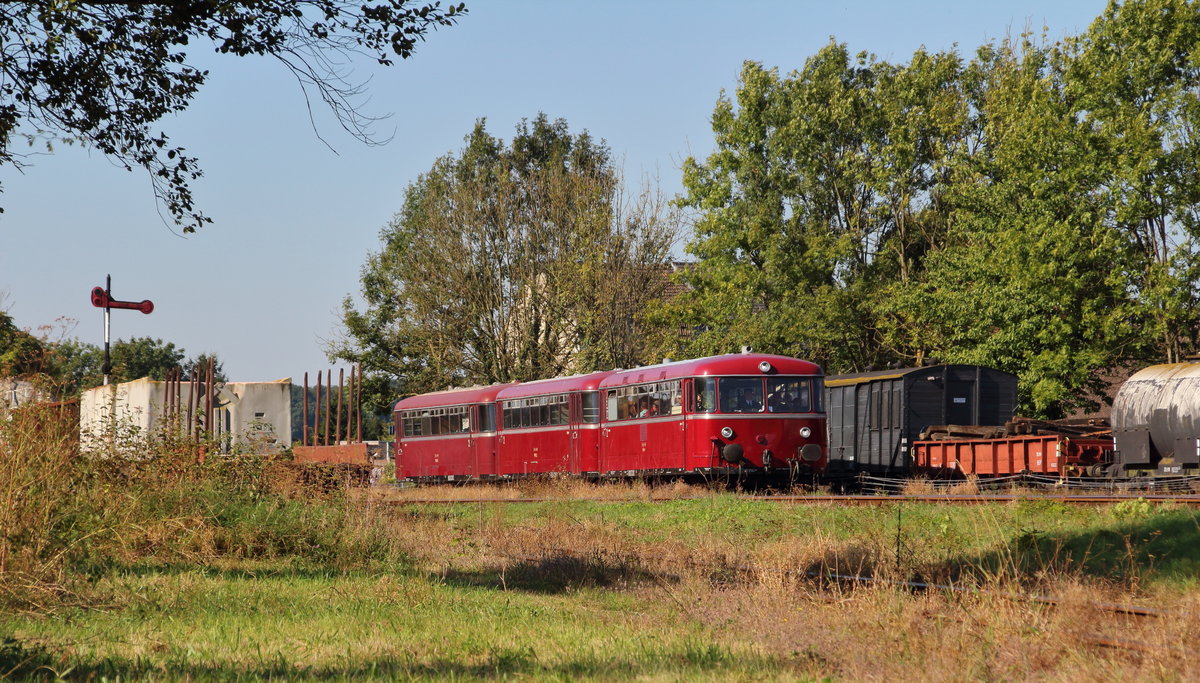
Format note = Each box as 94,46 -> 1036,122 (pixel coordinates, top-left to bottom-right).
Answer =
394,383 -> 516,480
599,354 -> 825,475
392,352 -> 827,481
494,371 -> 610,476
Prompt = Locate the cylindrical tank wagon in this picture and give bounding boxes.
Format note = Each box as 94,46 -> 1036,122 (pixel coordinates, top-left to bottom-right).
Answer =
1112,362 -> 1200,476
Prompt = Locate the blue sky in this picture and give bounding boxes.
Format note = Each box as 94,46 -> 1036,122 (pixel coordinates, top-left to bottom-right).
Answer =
0,1 -> 1107,381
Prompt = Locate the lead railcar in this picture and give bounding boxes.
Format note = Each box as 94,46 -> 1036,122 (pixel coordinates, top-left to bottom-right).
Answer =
392,352 -> 827,481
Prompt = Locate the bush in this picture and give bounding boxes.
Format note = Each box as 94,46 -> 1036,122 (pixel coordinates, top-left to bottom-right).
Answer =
1,406 -> 408,608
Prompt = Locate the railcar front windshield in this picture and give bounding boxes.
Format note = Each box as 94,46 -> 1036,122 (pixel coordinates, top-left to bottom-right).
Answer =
692,376 -> 822,414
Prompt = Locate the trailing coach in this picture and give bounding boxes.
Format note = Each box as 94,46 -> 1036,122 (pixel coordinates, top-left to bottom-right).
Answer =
393,352 -> 827,480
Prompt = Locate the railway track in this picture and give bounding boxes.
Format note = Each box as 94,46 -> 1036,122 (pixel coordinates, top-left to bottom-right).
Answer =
383,493 -> 1200,505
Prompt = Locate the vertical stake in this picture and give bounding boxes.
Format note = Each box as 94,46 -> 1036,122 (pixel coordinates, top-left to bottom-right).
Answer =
350,362 -> 360,441
302,371 -> 309,447
316,371 -> 323,447
186,363 -> 197,440
102,274 -> 112,385
324,369 -> 332,446
336,368 -> 344,444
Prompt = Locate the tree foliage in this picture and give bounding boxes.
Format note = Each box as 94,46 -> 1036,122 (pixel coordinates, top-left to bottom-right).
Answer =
45,337 -> 225,397
663,44 -> 969,372
663,0 -> 1200,417
335,114 -> 680,397
0,311 -> 46,377
0,1 -> 465,231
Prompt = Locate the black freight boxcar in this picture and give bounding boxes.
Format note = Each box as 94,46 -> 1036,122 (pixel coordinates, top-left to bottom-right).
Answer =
824,365 -> 1018,474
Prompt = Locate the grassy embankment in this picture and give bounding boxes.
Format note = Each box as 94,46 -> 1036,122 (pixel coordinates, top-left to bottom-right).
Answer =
3,404 -> 1199,679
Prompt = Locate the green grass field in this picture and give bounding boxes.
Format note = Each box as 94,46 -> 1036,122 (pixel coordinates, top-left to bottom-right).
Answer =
5,470 -> 1200,680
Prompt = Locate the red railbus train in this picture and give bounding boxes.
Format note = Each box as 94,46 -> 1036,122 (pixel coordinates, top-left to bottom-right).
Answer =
393,353 -> 826,481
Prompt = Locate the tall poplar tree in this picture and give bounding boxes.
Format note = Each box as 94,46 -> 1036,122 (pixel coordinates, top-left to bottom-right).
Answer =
335,115 -> 678,396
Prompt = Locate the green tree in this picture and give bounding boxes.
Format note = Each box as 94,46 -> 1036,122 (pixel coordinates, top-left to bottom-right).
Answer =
1061,0 -> 1200,363
185,352 -> 228,384
335,115 -> 679,395
889,35 -> 1144,417
45,337 -> 224,396
660,44 -> 968,371
44,337 -> 103,396
0,1 -> 465,231
0,311 -> 46,377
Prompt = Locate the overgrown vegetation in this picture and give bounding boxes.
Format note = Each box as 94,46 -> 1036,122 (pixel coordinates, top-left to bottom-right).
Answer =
4,411 -> 1200,679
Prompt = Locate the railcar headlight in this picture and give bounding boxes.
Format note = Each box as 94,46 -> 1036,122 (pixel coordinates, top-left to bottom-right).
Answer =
799,427 -> 812,439
720,426 -> 735,439
758,361 -> 773,373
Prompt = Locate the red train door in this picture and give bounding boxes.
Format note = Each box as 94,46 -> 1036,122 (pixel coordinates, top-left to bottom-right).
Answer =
469,405 -> 479,478
568,393 -> 581,474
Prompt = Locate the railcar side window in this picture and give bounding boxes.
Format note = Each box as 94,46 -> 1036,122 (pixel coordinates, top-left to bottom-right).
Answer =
502,394 -> 570,429
401,410 -> 424,437
719,378 -> 764,413
582,392 -> 600,423
694,377 -> 717,413
767,378 -> 813,413
407,405 -> 471,435
607,382 -> 682,420
479,404 -> 496,432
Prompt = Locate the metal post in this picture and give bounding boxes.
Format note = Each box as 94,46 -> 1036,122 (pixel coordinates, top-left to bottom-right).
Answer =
205,357 -> 214,440
165,367 -> 175,429
324,369 -> 332,446
355,364 -> 363,443
316,371 -> 323,447
186,363 -> 197,440
335,368 -> 344,445
346,366 -> 354,443
302,371 -> 309,447
102,274 -> 111,385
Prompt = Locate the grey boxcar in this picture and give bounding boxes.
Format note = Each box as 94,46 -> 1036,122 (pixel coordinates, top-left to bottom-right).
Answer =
824,365 -> 1018,474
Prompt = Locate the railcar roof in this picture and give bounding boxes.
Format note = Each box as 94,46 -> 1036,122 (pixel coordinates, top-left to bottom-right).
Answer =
495,370 -> 615,399
823,364 -> 1012,388
600,353 -> 821,388
1124,361 -> 1200,384
393,382 -> 519,410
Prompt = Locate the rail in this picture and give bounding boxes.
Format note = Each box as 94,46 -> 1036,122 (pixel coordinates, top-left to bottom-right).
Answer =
858,473 -> 1200,494
385,493 -> 1200,506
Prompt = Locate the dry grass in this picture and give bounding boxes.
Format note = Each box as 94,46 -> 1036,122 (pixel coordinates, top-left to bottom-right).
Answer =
5,409 -> 1198,679
0,403 -> 79,605
370,476 -> 712,502
352,500 -> 1199,680
685,579 -> 1199,680
901,477 -> 938,495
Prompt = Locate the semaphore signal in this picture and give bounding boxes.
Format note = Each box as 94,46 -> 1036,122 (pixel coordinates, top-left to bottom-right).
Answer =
90,274 -> 154,385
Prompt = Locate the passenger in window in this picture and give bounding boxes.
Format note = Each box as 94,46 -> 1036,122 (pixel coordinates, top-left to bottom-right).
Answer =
738,389 -> 761,412
768,386 -> 787,412
637,396 -> 650,418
